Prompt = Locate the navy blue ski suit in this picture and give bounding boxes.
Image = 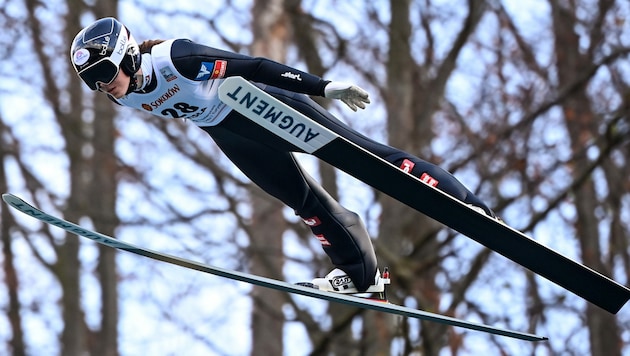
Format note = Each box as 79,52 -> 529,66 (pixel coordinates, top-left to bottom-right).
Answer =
117,39 -> 494,291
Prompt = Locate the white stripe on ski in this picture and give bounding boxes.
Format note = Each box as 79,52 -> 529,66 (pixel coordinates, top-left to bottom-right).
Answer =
218,77 -> 337,153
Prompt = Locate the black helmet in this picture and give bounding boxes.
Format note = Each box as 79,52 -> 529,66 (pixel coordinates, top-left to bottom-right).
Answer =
70,18 -> 141,90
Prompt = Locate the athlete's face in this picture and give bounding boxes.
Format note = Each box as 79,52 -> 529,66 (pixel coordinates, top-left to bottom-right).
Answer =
98,70 -> 131,99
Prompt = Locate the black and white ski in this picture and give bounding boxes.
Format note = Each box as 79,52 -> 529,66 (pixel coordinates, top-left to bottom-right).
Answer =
2,193 -> 545,341
218,76 -> 630,314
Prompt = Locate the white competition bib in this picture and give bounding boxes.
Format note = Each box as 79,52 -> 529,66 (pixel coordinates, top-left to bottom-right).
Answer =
119,40 -> 232,127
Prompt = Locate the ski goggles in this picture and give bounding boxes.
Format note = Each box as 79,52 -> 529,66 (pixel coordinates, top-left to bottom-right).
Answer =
77,58 -> 120,91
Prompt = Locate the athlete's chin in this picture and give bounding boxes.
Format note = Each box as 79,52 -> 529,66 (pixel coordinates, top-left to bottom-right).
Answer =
106,89 -> 126,99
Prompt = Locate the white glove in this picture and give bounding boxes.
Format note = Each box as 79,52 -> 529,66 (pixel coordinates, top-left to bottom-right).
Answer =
324,81 -> 371,111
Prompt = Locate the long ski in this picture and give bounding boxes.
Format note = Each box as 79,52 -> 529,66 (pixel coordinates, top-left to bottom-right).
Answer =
218,76 -> 630,314
2,193 -> 545,342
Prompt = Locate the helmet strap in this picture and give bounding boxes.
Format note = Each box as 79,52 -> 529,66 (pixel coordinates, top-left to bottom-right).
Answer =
135,53 -> 153,92
125,53 -> 152,95
126,75 -> 139,94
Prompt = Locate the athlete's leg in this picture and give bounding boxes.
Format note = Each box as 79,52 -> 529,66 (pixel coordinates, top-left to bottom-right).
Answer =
262,86 -> 496,217
203,121 -> 378,291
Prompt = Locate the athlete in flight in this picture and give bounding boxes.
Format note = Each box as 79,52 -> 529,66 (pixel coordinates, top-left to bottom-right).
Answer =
70,18 -> 497,294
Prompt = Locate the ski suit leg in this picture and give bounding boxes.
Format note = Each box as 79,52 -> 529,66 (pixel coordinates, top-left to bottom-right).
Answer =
261,85 -> 496,218
202,122 -> 378,291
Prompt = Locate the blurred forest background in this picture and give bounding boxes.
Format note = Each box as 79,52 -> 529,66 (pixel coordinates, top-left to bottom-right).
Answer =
1,0 -> 630,355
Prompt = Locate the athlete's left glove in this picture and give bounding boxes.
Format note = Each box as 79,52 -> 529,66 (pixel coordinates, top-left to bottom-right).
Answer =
324,81 -> 371,111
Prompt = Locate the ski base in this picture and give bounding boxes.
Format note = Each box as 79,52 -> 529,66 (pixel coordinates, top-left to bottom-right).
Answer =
3,193 -> 546,342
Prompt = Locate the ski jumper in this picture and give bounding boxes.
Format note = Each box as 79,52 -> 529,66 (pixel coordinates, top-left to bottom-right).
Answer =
116,39 -> 493,291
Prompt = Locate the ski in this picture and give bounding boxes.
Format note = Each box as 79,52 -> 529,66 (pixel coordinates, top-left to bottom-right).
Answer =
218,76 -> 630,314
2,193 -> 545,342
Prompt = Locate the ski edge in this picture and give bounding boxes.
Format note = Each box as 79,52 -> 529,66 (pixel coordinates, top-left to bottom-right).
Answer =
2,193 -> 546,342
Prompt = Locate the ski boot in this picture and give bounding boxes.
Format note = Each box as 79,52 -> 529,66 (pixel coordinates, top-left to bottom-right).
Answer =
298,267 -> 391,301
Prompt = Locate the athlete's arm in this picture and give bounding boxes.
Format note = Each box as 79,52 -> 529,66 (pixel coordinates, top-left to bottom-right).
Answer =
170,39 -> 329,96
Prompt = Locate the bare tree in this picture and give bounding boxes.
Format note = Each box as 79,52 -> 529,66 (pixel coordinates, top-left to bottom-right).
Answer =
2,1 -> 630,355
1,1 -> 122,355
0,126 -> 26,356
244,1 -> 292,355
550,1 -> 627,355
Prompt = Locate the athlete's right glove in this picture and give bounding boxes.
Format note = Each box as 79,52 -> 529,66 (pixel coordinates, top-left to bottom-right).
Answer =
324,81 -> 371,112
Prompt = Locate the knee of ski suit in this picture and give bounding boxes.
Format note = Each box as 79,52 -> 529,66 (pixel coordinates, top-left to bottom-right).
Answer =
389,154 -> 496,217
297,188 -> 378,292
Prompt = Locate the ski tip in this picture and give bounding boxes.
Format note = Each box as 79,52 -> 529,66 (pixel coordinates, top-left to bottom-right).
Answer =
2,194 -> 32,210
2,193 -> 16,204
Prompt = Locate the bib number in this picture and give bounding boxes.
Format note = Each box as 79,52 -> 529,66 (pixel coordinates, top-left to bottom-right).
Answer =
161,102 -> 204,119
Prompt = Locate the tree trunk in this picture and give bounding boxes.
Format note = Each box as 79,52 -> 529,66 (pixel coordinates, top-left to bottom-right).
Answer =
381,1 -> 444,354
551,2 -> 622,355
248,1 -> 289,354
0,151 -> 26,356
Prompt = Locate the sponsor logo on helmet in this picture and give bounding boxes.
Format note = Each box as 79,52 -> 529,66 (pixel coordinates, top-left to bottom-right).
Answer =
108,28 -> 128,66
100,36 -> 111,56
116,34 -> 127,56
73,49 -> 90,66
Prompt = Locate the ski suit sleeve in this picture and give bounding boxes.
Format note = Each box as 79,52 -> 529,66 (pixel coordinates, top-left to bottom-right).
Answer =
170,39 -> 330,97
